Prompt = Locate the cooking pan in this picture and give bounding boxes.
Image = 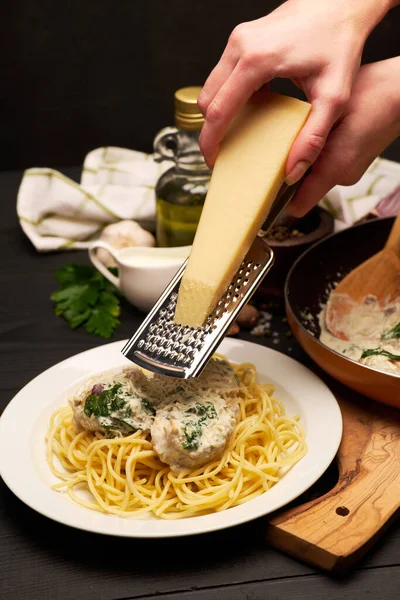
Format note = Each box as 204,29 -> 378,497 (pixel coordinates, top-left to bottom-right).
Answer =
284,216 -> 400,409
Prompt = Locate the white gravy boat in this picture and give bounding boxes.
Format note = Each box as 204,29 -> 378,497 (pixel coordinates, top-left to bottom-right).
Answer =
89,241 -> 191,312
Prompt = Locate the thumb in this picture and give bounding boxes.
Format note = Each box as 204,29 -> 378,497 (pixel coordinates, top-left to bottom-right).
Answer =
286,167 -> 337,217
285,94 -> 346,186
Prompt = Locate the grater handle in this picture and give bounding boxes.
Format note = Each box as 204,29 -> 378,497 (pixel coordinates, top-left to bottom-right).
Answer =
129,351 -> 186,376
258,172 -> 309,236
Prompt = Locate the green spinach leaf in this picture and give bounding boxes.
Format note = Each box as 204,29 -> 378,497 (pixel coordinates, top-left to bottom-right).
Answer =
361,348 -> 400,361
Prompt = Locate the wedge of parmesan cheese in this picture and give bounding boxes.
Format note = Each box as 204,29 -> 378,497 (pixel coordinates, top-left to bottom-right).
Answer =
174,93 -> 311,328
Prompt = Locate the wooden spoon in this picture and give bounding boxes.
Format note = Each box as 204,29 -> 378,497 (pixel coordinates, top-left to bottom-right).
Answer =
325,213 -> 400,340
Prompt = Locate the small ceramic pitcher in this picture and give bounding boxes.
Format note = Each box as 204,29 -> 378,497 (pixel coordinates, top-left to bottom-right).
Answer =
89,242 -> 191,312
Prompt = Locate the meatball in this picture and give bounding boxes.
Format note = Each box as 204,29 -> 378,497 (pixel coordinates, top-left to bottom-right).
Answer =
151,392 -> 239,472
70,368 -> 157,437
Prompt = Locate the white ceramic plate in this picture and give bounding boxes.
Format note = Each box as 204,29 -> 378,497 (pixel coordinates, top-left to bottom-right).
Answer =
0,338 -> 342,538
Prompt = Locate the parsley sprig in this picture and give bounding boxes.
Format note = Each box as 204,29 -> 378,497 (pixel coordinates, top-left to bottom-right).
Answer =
51,264 -> 121,339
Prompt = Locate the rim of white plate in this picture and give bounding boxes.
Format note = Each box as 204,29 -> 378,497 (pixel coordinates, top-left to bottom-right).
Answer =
0,338 -> 343,538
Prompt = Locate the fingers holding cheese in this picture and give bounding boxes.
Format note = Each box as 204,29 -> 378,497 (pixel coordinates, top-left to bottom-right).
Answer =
286,58 -> 400,217
199,72 -> 274,168
198,0 -> 390,170
175,94 -> 311,328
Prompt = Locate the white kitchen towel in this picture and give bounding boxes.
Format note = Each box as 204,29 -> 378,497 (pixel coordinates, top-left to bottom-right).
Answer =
17,147 -> 400,252
319,156 -> 400,230
17,147 -> 172,251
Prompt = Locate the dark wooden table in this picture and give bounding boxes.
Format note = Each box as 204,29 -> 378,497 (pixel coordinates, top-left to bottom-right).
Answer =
0,168 -> 399,600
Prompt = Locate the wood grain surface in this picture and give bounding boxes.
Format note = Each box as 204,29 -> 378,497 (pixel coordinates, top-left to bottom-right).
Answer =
267,380 -> 400,572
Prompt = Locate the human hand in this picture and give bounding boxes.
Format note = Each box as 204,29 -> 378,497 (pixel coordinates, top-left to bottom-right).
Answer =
287,57 -> 400,216
198,0 -> 392,182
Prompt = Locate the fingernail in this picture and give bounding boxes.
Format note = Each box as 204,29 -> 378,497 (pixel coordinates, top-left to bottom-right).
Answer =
285,160 -> 310,186
202,146 -> 218,169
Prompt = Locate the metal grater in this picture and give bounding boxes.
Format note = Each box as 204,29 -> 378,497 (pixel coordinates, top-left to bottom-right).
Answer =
121,176 -> 306,378
121,237 -> 273,378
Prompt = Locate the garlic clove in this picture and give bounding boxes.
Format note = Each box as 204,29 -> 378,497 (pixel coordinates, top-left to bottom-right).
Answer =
236,304 -> 260,330
227,322 -> 240,336
96,220 -> 156,267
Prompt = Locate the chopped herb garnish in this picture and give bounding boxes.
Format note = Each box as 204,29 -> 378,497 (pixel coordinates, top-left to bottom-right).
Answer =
182,402 -> 218,451
84,383 -> 140,435
182,421 -> 203,451
343,344 -> 360,355
381,322 -> 400,340
84,383 -> 125,417
141,398 -> 156,416
186,402 -> 217,419
361,348 -> 400,361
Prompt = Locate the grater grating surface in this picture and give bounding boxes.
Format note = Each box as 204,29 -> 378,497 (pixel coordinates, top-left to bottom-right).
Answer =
121,177 -> 306,378
121,236 -> 274,378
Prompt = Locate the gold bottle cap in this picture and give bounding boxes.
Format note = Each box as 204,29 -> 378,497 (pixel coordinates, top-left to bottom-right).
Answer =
174,86 -> 204,131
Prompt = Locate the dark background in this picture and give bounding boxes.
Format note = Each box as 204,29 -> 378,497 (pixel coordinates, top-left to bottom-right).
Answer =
0,5 -> 400,598
1,0 -> 399,171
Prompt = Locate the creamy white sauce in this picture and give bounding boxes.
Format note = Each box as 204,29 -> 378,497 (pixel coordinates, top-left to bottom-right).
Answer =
151,392 -> 238,473
119,246 -> 190,268
149,358 -> 240,472
122,254 -> 184,267
71,358 -> 241,471
70,370 -> 156,435
319,294 -> 400,376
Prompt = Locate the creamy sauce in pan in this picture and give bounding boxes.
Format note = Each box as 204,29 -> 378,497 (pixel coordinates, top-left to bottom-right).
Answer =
319,294 -> 400,376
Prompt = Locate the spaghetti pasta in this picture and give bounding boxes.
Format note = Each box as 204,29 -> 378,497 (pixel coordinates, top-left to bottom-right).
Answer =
46,359 -> 307,519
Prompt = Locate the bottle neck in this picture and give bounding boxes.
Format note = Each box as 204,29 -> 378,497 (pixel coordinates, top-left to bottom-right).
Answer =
153,127 -> 211,175
175,130 -> 207,169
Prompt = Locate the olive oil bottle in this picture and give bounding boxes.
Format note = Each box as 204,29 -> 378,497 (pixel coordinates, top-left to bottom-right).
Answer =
153,87 -> 211,247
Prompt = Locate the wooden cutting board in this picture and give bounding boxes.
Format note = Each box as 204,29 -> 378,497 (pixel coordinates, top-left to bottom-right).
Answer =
265,373 -> 400,573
